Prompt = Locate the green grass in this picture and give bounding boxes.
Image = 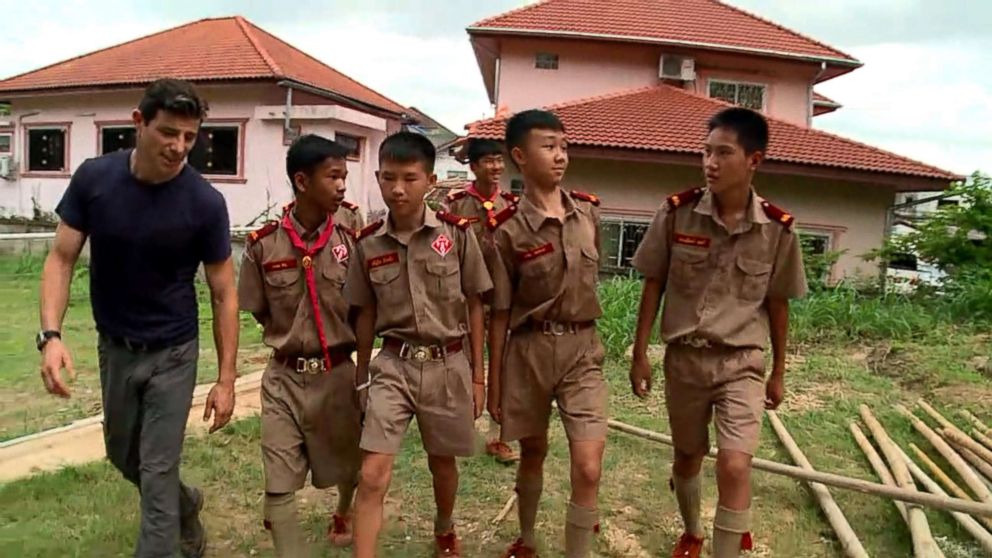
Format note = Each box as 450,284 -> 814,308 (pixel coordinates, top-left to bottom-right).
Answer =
0,254 -> 267,442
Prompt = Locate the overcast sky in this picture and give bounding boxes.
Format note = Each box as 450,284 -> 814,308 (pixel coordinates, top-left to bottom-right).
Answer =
1,0 -> 988,176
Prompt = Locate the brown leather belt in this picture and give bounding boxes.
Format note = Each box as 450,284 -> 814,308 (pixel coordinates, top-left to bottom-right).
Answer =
517,319 -> 596,336
382,337 -> 463,362
273,345 -> 355,374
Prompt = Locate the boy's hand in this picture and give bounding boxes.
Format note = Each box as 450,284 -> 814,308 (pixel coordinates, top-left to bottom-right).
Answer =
629,356 -> 653,398
765,370 -> 785,410
473,381 -> 486,419
487,380 -> 502,424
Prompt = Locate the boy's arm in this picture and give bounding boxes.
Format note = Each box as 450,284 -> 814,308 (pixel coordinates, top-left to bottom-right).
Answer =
486,229 -> 514,422
627,208 -> 673,397
467,294 -> 486,418
764,229 -> 807,409
237,245 -> 268,324
344,242 -> 377,395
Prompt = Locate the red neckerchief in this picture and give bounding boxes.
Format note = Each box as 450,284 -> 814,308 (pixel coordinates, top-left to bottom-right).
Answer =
281,210 -> 336,372
467,181 -> 500,224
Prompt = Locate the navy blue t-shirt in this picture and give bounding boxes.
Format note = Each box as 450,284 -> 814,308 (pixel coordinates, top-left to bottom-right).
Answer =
55,149 -> 231,345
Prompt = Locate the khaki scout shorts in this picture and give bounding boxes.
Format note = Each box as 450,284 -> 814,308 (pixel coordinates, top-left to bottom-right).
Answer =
500,327 -> 608,443
260,357 -> 362,493
663,344 -> 766,456
360,349 -> 476,457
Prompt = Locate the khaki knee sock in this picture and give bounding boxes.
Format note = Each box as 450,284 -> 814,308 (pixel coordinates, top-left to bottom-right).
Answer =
713,506 -> 751,558
564,502 -> 599,558
516,473 -> 544,548
264,492 -> 309,558
672,474 -> 703,537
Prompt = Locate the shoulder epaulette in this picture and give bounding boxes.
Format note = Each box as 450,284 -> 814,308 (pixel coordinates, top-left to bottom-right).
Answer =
446,189 -> 470,203
569,190 -> 600,206
436,209 -> 472,231
354,220 -> 384,241
665,188 -> 705,211
341,200 -> 359,212
500,191 -> 521,205
486,204 -> 519,231
247,221 -> 279,245
760,200 -> 795,229
336,223 -> 356,237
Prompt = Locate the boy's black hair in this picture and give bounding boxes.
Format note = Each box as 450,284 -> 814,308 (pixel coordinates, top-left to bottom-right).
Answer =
505,109 -> 565,154
138,78 -> 208,123
378,131 -> 436,173
466,138 -> 504,164
707,108 -> 770,154
286,134 -> 351,192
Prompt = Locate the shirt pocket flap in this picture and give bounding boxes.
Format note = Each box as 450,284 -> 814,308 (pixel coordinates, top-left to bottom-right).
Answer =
369,265 -> 401,285
263,268 -> 300,287
425,260 -> 459,277
674,249 -> 709,265
321,263 -> 346,285
736,256 -> 772,276
581,245 -> 599,261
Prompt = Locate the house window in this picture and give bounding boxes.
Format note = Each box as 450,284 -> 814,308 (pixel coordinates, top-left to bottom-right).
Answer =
0,133 -> 11,154
601,218 -> 650,270
446,170 -> 468,180
937,199 -> 959,209
100,126 -> 137,154
335,133 -> 363,161
510,179 -> 524,196
188,125 -> 240,176
889,252 -> 918,271
27,127 -> 68,172
798,229 -> 832,256
709,80 -> 766,111
535,52 -> 559,70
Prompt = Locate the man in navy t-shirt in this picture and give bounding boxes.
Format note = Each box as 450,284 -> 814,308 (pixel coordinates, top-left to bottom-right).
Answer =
38,78 -> 239,558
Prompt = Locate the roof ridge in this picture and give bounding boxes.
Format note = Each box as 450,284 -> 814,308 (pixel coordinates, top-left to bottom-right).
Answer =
469,0 -> 554,28
234,15 -> 283,76
242,20 -> 407,114
710,0 -> 858,63
0,17 -> 210,85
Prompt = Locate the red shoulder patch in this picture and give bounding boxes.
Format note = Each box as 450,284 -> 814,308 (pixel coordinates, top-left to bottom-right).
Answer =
761,200 -> 796,229
486,204 -> 519,231
341,200 -> 359,212
666,188 -> 705,210
500,191 -> 521,205
436,209 -> 472,230
446,189 -> 470,203
569,190 -> 601,206
354,220 -> 384,241
247,221 -> 279,245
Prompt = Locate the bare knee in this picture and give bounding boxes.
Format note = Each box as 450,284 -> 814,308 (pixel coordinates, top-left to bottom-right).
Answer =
358,456 -> 393,496
715,451 -> 752,485
673,449 -> 705,478
571,458 -> 602,487
519,435 -> 549,462
427,454 -> 457,477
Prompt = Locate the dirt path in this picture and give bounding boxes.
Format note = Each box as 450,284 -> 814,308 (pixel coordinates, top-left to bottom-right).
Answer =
0,370 -> 265,483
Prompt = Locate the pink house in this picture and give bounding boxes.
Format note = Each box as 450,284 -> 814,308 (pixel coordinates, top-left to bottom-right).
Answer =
466,0 -> 962,279
0,16 -> 409,226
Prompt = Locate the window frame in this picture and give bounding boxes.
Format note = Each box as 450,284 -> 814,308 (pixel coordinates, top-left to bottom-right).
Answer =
95,120 -> 138,156
535,52 -> 559,70
189,119 -> 247,184
23,122 -> 72,178
0,130 -> 12,154
335,132 -> 363,162
600,216 -> 651,271
707,79 -> 768,112
446,170 -> 469,180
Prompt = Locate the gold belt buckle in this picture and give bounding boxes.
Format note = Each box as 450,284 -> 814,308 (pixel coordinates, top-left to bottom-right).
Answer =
411,346 -> 431,363
542,321 -> 567,336
681,337 -> 712,349
296,357 -> 323,374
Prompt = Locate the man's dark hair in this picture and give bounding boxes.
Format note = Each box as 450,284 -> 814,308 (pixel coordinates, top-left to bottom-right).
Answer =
505,109 -> 565,154
466,138 -> 504,164
286,134 -> 351,190
707,108 -> 769,154
138,78 -> 208,123
378,131 -> 436,173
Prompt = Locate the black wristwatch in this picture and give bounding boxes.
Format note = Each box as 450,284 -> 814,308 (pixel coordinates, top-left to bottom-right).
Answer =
36,330 -> 61,351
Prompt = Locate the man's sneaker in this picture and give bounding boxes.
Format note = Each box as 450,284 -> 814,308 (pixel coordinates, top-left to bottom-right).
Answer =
434,529 -> 462,557
180,487 -> 207,558
671,533 -> 704,558
501,538 -> 538,558
486,440 -> 520,464
327,513 -> 353,547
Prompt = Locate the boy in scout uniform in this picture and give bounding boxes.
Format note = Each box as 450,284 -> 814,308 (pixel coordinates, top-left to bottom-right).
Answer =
444,137 -> 521,464
488,110 -> 607,558
239,135 -> 363,556
628,108 -> 807,558
346,132 -> 493,558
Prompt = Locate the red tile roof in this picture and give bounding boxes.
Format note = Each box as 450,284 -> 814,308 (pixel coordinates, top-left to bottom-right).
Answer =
467,85 -> 960,182
812,91 -> 841,116
470,0 -> 859,67
0,17 -> 406,115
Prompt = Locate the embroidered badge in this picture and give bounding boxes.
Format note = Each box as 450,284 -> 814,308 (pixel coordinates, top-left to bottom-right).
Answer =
431,233 -> 453,257
263,258 -> 297,272
332,243 -> 349,263
674,233 -> 711,248
518,243 -> 554,262
368,252 -> 399,270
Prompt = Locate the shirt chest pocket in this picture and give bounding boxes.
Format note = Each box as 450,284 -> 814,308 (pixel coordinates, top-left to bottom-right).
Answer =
670,249 -> 709,291
263,266 -> 302,307
579,245 -> 600,289
318,262 -> 347,313
517,249 -> 558,304
736,256 -> 772,302
369,264 -> 403,307
424,260 -> 461,302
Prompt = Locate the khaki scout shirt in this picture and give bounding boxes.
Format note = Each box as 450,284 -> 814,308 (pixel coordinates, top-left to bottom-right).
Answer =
631,188 -> 807,349
238,212 -> 356,355
491,190 -> 603,329
443,183 -> 519,279
344,207 -> 493,345
334,203 -> 365,234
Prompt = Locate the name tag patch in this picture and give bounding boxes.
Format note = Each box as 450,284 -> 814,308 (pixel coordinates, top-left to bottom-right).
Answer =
674,233 -> 711,248
368,252 -> 400,270
263,258 -> 297,273
518,243 -> 554,262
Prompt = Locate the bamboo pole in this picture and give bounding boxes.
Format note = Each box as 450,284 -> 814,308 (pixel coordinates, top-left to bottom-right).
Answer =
860,405 -> 942,558
913,444 -> 992,534
974,429 -> 992,453
767,412 -> 869,558
492,493 -> 517,525
943,428 -> 992,469
606,419 -> 992,517
850,423 -> 909,523
945,439 -> 992,488
961,410 -> 991,435
918,400 -> 961,435
894,404 -> 992,502
897,445 -> 992,555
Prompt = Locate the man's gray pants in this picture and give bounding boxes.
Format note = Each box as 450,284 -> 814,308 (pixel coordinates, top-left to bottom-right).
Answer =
99,335 -> 200,558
